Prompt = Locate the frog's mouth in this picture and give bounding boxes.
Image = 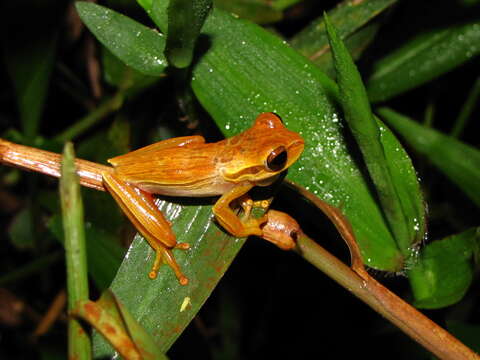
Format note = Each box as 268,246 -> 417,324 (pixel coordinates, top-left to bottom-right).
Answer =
223,165 -> 265,182
255,173 -> 280,187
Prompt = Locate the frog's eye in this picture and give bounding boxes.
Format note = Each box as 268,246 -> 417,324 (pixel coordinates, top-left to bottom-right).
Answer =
265,146 -> 287,172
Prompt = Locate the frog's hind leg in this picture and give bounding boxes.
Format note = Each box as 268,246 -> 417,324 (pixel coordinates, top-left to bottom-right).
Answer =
102,172 -> 189,285
150,244 -> 189,285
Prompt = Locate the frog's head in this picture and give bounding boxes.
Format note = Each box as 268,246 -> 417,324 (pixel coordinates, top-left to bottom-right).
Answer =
220,113 -> 304,184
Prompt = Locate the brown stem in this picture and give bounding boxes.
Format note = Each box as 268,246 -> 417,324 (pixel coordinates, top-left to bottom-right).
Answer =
285,180 -> 479,360
32,289 -> 67,338
0,138 -> 112,191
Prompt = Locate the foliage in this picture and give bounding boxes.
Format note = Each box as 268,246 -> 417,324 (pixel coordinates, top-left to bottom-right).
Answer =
0,0 -> 479,358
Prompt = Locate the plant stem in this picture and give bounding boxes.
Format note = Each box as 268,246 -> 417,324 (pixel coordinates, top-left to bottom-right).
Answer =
54,91 -> 124,143
60,142 -> 91,359
0,251 -> 63,286
296,234 -> 478,359
286,180 -> 479,360
0,138 -> 111,191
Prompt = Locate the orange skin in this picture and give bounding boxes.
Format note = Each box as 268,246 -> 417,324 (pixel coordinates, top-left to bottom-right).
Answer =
0,113 -> 304,285
103,112 -> 304,284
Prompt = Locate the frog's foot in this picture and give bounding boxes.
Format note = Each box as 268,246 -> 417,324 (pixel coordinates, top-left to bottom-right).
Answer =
175,242 -> 190,250
238,196 -> 271,219
237,215 -> 268,237
148,245 -> 189,286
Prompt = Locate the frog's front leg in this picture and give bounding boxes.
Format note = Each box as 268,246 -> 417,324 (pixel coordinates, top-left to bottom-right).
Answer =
212,182 -> 268,237
102,173 -> 189,285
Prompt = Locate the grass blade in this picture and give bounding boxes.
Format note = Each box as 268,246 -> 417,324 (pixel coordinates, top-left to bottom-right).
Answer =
166,0 -> 213,68
325,14 -> 424,256
367,20 -> 480,102
377,107 -> 480,208
60,142 -> 91,359
450,76 -> 480,138
290,0 -> 396,74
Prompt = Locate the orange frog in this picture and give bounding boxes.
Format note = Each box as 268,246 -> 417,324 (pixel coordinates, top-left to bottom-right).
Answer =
0,113 -> 304,285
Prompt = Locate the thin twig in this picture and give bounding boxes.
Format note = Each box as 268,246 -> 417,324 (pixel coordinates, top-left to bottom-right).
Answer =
284,180 -> 479,360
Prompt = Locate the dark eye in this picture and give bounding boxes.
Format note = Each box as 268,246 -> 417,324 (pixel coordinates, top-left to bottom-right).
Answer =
289,230 -> 299,242
265,146 -> 287,172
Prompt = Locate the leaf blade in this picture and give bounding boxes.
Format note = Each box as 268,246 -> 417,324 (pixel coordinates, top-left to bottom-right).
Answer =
367,21 -> 480,102
166,0 -> 213,68
324,14 -> 425,256
377,107 -> 480,208
408,228 -> 479,309
76,2 -> 168,76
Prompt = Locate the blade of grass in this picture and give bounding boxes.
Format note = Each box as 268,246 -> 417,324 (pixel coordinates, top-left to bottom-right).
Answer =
290,0 -> 396,71
2,2 -> 57,143
54,92 -> 124,143
166,0 -> 212,68
60,142 -> 91,359
325,14 -> 423,256
315,23 -> 381,78
450,75 -> 480,138
214,0 -> 283,24
367,20 -> 480,102
377,107 -> 480,208
0,251 -> 63,286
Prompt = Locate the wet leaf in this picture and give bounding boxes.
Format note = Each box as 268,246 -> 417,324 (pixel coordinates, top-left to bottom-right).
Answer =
367,20 -> 480,102
377,107 -> 480,208
290,0 -> 396,74
76,2 -> 168,76
215,0 -> 283,24
409,228 -> 479,309
93,203 -> 246,356
191,8 -> 403,270
324,14 -> 425,256
60,142 -> 91,359
166,0 -> 213,68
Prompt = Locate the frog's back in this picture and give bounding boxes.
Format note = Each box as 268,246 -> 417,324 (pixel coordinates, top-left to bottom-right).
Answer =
108,142 -> 232,197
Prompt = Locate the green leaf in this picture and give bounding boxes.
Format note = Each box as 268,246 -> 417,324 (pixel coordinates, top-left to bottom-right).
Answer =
8,206 -> 36,250
408,228 -> 479,309
367,20 -> 480,102
3,20 -> 56,142
60,142 -> 91,359
377,107 -> 480,208
166,0 -> 213,68
271,0 -> 302,11
317,23 -> 381,78
450,75 -> 480,138
214,0 -> 283,24
190,9 -> 405,269
324,14 -> 424,256
102,46 -> 160,95
290,0 -> 396,74
93,204 -> 246,357
75,2 -> 168,76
